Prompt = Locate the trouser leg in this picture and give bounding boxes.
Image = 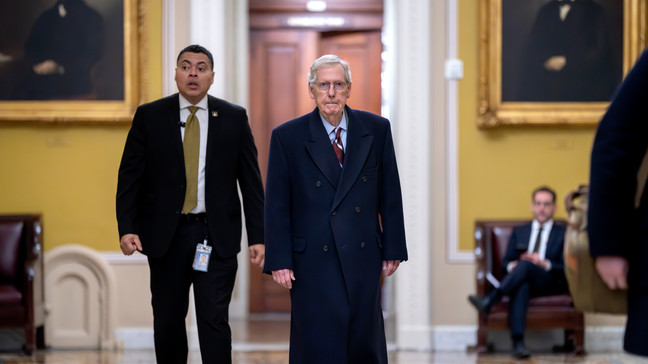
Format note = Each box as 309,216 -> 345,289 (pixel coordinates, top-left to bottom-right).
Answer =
148,219 -> 203,364
193,254 -> 238,364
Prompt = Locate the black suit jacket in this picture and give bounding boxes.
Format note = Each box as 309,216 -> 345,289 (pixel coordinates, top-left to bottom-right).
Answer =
501,222 -> 566,277
116,94 -> 264,259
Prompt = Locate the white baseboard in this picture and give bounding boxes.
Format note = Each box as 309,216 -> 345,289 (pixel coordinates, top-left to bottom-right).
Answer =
397,325 -> 434,351
114,328 -> 154,350
116,325 -> 626,352
396,325 -> 625,352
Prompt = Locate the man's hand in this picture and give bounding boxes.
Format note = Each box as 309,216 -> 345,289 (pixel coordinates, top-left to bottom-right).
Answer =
519,252 -> 549,269
544,55 -> 566,71
382,260 -> 400,277
249,244 -> 265,268
595,256 -> 629,290
33,59 -> 63,75
120,234 -> 142,255
520,252 -> 541,264
272,269 -> 295,289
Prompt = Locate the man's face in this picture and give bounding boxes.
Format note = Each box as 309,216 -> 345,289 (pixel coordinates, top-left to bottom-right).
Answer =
531,191 -> 556,224
174,52 -> 214,104
308,64 -> 351,125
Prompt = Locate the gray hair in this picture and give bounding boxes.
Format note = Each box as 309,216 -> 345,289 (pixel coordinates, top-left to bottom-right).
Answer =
307,55 -> 352,86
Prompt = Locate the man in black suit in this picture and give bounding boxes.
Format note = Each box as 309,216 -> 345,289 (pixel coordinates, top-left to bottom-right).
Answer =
468,186 -> 568,359
14,0 -> 104,100
116,44 -> 265,364
516,0 -> 620,102
589,49 -> 648,357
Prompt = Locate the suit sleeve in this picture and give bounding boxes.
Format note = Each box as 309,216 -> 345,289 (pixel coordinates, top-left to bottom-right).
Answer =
116,107 -> 147,238
263,129 -> 294,273
546,225 -> 565,272
236,111 -> 265,246
588,50 -> 648,257
378,122 -> 408,261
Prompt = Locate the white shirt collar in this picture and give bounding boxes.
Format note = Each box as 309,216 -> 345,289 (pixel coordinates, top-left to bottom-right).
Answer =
179,94 -> 208,111
532,219 -> 554,231
321,110 -> 348,136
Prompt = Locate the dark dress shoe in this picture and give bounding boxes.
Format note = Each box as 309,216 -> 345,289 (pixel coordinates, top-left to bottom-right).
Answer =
513,340 -> 531,359
468,295 -> 492,315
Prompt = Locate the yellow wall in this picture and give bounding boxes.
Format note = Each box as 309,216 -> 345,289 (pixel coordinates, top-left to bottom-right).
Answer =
457,0 -> 597,250
0,1 -> 626,255
0,1 -> 162,252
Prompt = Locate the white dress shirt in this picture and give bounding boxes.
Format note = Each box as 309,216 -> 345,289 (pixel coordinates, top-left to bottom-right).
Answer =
179,94 -> 209,214
506,219 -> 555,273
321,111 -> 348,150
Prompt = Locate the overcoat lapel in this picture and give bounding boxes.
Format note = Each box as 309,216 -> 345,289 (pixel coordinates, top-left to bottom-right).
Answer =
332,107 -> 373,211
305,109 -> 342,188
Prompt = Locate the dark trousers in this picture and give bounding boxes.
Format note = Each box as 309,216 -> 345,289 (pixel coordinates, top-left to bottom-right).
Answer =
499,260 -> 567,338
148,217 -> 238,364
625,288 -> 648,356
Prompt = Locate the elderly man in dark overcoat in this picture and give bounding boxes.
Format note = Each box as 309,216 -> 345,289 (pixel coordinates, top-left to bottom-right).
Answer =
263,54 -> 408,364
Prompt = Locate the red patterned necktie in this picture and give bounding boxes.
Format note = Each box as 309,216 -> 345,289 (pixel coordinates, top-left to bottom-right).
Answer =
332,127 -> 344,167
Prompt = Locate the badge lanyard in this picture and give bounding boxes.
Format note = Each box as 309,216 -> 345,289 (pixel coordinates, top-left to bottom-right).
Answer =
192,219 -> 211,272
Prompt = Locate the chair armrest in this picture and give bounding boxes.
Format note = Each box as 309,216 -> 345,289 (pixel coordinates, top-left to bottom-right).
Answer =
474,223 -> 488,296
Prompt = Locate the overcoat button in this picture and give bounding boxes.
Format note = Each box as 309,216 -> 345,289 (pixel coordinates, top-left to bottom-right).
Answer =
315,181 -> 322,188
331,211 -> 336,216
323,245 -> 329,252
361,176 -> 368,182
355,207 -> 361,213
360,241 -> 366,248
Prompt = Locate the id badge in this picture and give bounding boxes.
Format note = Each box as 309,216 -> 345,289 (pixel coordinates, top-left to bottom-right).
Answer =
192,239 -> 212,272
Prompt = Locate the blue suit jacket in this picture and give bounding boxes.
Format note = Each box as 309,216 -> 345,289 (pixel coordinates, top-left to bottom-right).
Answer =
501,222 -> 566,276
263,106 -> 407,363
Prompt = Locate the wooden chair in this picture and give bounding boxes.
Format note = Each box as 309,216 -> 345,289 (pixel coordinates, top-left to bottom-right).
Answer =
473,220 -> 584,354
0,214 -> 45,353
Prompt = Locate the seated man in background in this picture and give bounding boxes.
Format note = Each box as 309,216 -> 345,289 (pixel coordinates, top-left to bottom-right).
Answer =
468,186 -> 568,359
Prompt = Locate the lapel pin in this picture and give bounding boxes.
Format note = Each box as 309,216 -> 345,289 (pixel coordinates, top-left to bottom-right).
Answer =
212,111 -> 218,117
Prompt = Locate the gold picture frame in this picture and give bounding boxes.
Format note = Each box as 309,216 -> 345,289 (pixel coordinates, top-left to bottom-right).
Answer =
478,0 -> 646,128
0,0 -> 146,124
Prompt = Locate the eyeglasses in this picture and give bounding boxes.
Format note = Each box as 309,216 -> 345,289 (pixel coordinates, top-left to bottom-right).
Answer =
314,81 -> 348,92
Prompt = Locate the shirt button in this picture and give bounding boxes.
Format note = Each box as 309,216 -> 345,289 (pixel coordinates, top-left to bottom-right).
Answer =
360,241 -> 366,248
323,245 -> 329,252
361,176 -> 368,182
355,207 -> 361,213
315,181 -> 322,188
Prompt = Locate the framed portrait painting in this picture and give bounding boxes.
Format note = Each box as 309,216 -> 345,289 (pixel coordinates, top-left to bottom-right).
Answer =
478,0 -> 646,127
0,0 -> 145,123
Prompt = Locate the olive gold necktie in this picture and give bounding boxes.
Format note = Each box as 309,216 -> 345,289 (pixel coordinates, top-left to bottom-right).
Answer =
182,106 -> 200,213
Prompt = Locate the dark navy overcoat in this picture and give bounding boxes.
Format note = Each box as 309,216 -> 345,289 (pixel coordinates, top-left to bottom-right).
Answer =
264,106 -> 408,363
